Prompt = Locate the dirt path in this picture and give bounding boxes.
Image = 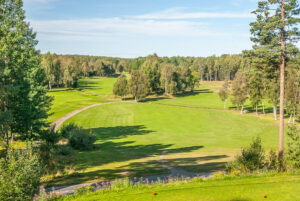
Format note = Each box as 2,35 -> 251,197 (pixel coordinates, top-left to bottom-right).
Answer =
47,150 -> 215,196
51,101 -> 122,132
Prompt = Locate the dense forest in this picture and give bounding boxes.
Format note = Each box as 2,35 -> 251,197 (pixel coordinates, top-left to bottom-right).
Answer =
41,53 -> 249,89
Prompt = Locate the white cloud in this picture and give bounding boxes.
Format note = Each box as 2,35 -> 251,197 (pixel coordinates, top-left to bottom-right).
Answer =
29,18 -> 224,41
131,8 -> 254,20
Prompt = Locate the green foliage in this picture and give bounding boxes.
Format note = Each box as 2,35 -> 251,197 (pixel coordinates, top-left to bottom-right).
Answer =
128,70 -> 150,101
286,124 -> 300,168
65,125 -> 96,150
60,123 -> 81,138
233,137 -> 265,172
0,145 -> 42,201
218,80 -> 230,108
113,75 -> 128,98
249,70 -> 264,114
231,71 -> 248,112
0,0 -> 52,148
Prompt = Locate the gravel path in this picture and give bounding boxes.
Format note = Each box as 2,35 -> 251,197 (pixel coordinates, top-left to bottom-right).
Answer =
51,101 -> 122,132
47,150 -> 215,196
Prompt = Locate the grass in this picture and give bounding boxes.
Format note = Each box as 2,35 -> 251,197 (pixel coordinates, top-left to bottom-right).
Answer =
54,173 -> 300,201
46,80 -> 280,186
48,77 -> 117,122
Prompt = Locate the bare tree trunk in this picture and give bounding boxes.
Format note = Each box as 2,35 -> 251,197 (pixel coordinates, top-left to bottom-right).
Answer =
240,104 -> 244,114
292,109 -> 295,124
288,113 -> 292,124
273,104 -> 277,120
49,80 -> 52,90
262,101 -> 265,115
224,100 -> 226,110
256,104 -> 258,116
278,0 -> 285,160
4,101 -> 9,161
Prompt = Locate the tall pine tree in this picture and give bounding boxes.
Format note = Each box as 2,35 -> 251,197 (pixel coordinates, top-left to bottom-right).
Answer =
250,0 -> 300,159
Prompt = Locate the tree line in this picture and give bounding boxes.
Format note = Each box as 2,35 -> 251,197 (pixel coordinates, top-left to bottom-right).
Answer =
42,53 -> 250,90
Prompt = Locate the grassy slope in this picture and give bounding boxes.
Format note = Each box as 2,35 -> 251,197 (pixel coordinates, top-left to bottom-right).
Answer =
55,174 -> 300,201
47,81 -> 279,186
48,77 -> 117,122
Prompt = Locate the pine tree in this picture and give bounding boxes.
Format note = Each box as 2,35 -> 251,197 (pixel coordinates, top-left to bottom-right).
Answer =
250,0 -> 300,159
249,70 -> 264,116
0,0 -> 52,150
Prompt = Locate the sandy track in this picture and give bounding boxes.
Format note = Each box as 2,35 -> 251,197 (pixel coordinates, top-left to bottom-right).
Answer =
51,101 -> 122,131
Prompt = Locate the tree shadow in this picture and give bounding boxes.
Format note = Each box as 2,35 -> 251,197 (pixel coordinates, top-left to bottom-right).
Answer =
175,89 -> 213,98
139,97 -> 171,102
89,125 -> 154,141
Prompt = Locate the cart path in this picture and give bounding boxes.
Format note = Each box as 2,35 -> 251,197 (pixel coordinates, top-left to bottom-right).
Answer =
46,150 -> 215,196
51,101 -> 123,131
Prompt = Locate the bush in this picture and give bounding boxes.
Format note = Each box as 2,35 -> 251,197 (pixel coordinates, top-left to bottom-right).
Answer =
0,144 -> 43,201
60,123 -> 81,138
68,128 -> 96,150
236,137 -> 265,171
57,145 -> 74,156
226,137 -> 265,173
286,124 -> 300,168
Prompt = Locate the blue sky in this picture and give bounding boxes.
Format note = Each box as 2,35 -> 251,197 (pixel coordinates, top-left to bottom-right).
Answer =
23,0 -> 270,58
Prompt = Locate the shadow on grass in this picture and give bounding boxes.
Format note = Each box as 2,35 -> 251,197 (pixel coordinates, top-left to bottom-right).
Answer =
46,125 -> 226,186
49,153 -> 227,187
174,89 -> 213,98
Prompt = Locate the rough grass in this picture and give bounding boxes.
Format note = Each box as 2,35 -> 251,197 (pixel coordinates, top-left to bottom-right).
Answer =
45,80 -> 280,186
53,174 -> 300,201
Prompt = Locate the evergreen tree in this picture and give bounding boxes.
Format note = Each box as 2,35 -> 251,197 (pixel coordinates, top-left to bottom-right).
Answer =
0,0 -> 52,150
249,70 -> 264,115
250,0 -> 300,158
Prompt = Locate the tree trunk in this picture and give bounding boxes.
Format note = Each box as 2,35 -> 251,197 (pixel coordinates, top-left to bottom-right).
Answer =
256,103 -> 258,116
49,80 -> 52,90
288,113 -> 292,124
262,101 -> 265,115
224,100 -> 226,110
10,132 -> 14,144
278,0 -> 285,160
4,101 -> 9,161
240,104 -> 244,114
273,104 -> 277,120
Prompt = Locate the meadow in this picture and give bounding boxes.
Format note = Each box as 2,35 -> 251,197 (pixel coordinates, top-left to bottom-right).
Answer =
47,78 -> 280,186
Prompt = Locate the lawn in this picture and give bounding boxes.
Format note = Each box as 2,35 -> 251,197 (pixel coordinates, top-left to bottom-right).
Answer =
54,174 -> 300,201
47,77 -> 117,122
47,80 -> 280,186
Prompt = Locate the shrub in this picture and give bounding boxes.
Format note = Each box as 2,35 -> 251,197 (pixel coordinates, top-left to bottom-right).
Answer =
69,128 -> 96,150
60,123 -> 81,138
286,124 -> 300,168
266,149 -> 278,170
57,145 -> 74,156
236,137 -> 265,171
0,145 -> 43,201
226,137 -> 265,173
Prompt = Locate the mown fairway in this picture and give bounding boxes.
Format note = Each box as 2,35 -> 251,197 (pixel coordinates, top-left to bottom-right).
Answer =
55,174 -> 300,201
48,77 -> 117,122
48,78 -> 279,186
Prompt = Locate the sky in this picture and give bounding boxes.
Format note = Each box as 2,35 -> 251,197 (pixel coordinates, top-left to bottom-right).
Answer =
22,0 -> 275,58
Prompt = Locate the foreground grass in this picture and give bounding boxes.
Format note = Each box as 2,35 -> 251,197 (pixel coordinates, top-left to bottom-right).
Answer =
54,174 -> 300,201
